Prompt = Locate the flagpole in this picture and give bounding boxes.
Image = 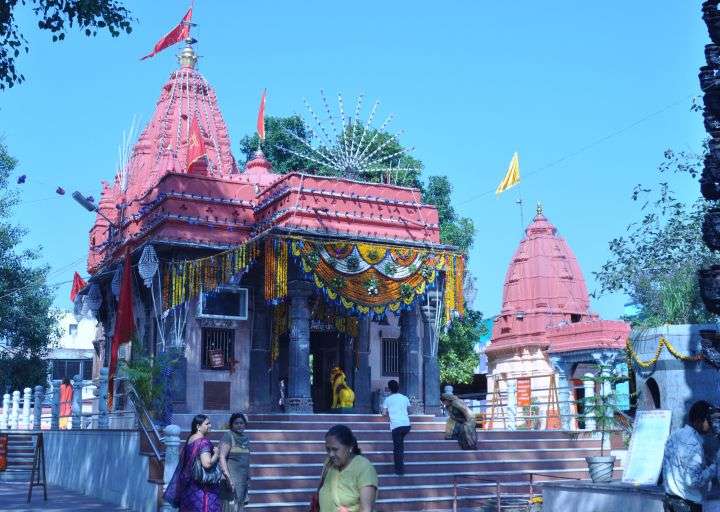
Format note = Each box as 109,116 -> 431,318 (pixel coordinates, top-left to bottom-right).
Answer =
516,188 -> 525,236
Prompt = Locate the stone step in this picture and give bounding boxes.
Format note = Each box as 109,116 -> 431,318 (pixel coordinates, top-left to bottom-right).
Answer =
248,447 -> 602,465
249,457 -> 592,478
0,469 -> 33,483
248,414 -> 439,423
248,438 -> 600,452
245,420 -> 447,431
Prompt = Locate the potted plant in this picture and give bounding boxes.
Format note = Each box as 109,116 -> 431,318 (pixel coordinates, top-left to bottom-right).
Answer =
579,365 -> 629,483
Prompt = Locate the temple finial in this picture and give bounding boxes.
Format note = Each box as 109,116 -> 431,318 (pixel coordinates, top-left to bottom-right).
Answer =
178,37 -> 198,69
536,201 -> 543,216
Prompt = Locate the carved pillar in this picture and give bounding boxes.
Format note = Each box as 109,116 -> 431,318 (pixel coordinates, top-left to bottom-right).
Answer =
420,291 -> 441,415
342,336 -> 355,392
354,317 -> 372,413
50,380 -> 60,430
161,424 -> 181,512
583,373 -> 596,431
9,390 -> 20,429
21,387 -> 31,429
398,305 -> 423,413
98,367 -> 109,429
550,357 -> 574,430
71,374 -> 83,430
249,287 -> 272,413
0,393 -> 9,429
286,280 -> 313,413
33,386 -> 44,430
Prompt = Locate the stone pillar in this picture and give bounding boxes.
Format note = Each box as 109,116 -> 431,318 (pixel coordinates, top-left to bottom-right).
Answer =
249,288 -> 272,413
21,387 -> 31,429
506,380 -> 517,431
398,305 -> 423,413
33,386 -> 44,430
285,280 -> 313,413
9,390 -> 20,429
71,374 -> 83,430
161,424 -> 181,512
342,336 -> 355,392
550,357 -> 574,430
51,379 -> 61,430
0,393 -> 9,429
420,291 -> 441,415
354,316 -> 372,413
583,373 -> 596,431
98,368 -> 109,429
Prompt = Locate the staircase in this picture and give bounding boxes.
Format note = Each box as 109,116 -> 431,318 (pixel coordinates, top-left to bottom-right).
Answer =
182,413 -> 615,512
0,433 -> 35,483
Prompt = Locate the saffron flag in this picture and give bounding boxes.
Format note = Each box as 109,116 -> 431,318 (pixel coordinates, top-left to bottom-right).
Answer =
70,272 -> 87,302
141,8 -> 192,60
257,89 -> 267,140
186,117 -> 207,173
108,251 -> 134,408
495,151 -> 520,195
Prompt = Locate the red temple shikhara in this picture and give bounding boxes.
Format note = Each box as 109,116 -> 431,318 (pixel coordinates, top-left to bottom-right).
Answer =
78,42 -> 464,422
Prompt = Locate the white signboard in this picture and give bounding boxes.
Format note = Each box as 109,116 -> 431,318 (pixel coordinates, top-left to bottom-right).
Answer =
622,409 -> 672,485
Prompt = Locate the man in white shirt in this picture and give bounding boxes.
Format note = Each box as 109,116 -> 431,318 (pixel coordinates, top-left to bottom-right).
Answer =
382,379 -> 411,476
662,400 -> 719,512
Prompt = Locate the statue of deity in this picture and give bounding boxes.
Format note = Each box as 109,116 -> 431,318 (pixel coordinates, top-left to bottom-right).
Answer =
330,366 -> 355,409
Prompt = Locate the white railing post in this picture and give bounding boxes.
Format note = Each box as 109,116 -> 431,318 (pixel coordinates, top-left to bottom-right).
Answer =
33,385 -> 44,430
71,375 -> 83,430
161,424 -> 182,511
583,373 -> 596,431
0,393 -> 9,429
21,387 -> 31,429
98,368 -> 109,429
9,390 -> 20,429
551,357 -> 574,430
51,379 -> 61,430
506,380 -> 517,431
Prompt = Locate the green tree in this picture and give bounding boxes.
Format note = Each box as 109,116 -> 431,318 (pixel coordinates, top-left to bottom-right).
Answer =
594,147 -> 718,326
438,309 -> 485,384
1,0 -> 134,89
239,115 -> 313,175
0,140 -> 59,390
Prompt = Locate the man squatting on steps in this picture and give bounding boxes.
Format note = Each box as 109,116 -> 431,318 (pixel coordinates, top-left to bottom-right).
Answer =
381,379 -> 411,476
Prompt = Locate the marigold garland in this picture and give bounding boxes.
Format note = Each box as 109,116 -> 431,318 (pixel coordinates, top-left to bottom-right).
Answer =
264,238 -> 288,304
270,302 -> 288,365
626,336 -> 704,368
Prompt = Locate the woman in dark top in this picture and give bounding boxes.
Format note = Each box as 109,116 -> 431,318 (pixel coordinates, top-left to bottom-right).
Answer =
218,412 -> 251,511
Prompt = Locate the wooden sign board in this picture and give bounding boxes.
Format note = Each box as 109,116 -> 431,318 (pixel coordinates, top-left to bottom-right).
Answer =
208,349 -> 226,369
622,409 -> 672,485
517,378 -> 532,407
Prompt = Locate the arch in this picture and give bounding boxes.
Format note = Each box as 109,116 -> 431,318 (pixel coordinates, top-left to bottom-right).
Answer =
644,377 -> 661,409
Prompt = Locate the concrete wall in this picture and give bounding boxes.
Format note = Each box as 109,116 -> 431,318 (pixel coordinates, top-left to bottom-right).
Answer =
633,324 -> 720,431
44,430 -> 157,511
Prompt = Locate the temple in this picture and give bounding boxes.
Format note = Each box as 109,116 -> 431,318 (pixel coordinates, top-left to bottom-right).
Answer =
77,41 -> 464,422
485,204 -> 629,429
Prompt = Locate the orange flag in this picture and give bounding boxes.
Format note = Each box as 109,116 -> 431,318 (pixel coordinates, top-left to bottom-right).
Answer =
108,250 -> 134,408
141,8 -> 192,60
257,89 -> 267,140
70,272 -> 87,302
186,117 -> 207,173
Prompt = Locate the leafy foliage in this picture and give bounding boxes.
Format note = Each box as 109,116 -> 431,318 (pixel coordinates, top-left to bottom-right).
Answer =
0,140 -> 59,390
579,366 -> 630,455
439,309 -> 485,384
0,0 -> 134,89
422,176 -> 475,254
594,146 -> 718,326
238,115 -> 312,175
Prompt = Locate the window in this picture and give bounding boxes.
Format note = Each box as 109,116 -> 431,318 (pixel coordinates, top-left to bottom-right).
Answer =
570,314 -> 582,323
201,328 -> 235,370
382,338 -> 400,376
68,324 -> 78,336
198,286 -> 248,320
51,359 -> 92,381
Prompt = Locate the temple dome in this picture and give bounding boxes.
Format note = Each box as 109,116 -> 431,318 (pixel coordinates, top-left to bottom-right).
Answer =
487,206 -> 595,353
120,46 -> 238,204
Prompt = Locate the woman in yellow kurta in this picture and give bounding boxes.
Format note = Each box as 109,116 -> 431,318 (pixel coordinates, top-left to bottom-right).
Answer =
319,424 -> 378,512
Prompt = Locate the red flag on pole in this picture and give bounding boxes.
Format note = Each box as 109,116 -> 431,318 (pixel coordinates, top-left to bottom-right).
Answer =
186,117 -> 207,173
141,8 -> 193,60
108,250 -> 134,408
257,89 -> 267,140
70,272 -> 87,302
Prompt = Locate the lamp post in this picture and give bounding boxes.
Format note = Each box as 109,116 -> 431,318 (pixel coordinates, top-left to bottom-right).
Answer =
71,191 -> 119,228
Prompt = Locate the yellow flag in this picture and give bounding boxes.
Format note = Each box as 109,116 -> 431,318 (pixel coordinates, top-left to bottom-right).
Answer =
495,152 -> 520,195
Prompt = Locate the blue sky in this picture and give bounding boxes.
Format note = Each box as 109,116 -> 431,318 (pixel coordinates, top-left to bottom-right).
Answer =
1,1 -> 708,319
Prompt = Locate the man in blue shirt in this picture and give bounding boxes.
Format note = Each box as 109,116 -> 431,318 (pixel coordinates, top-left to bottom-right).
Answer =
662,400 -> 719,512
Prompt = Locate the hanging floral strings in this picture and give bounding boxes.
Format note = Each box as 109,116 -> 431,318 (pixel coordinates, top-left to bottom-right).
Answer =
270,302 -> 288,365
264,238 -> 288,304
162,240 -> 260,309
288,236 -> 465,322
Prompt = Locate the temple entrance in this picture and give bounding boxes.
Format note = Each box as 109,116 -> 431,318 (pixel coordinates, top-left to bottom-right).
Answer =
310,330 -> 354,413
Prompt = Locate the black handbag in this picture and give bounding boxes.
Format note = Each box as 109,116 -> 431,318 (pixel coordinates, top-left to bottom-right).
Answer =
192,452 -> 223,486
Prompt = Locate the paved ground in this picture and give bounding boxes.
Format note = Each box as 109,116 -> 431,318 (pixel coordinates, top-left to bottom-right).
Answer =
0,482 -> 132,511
